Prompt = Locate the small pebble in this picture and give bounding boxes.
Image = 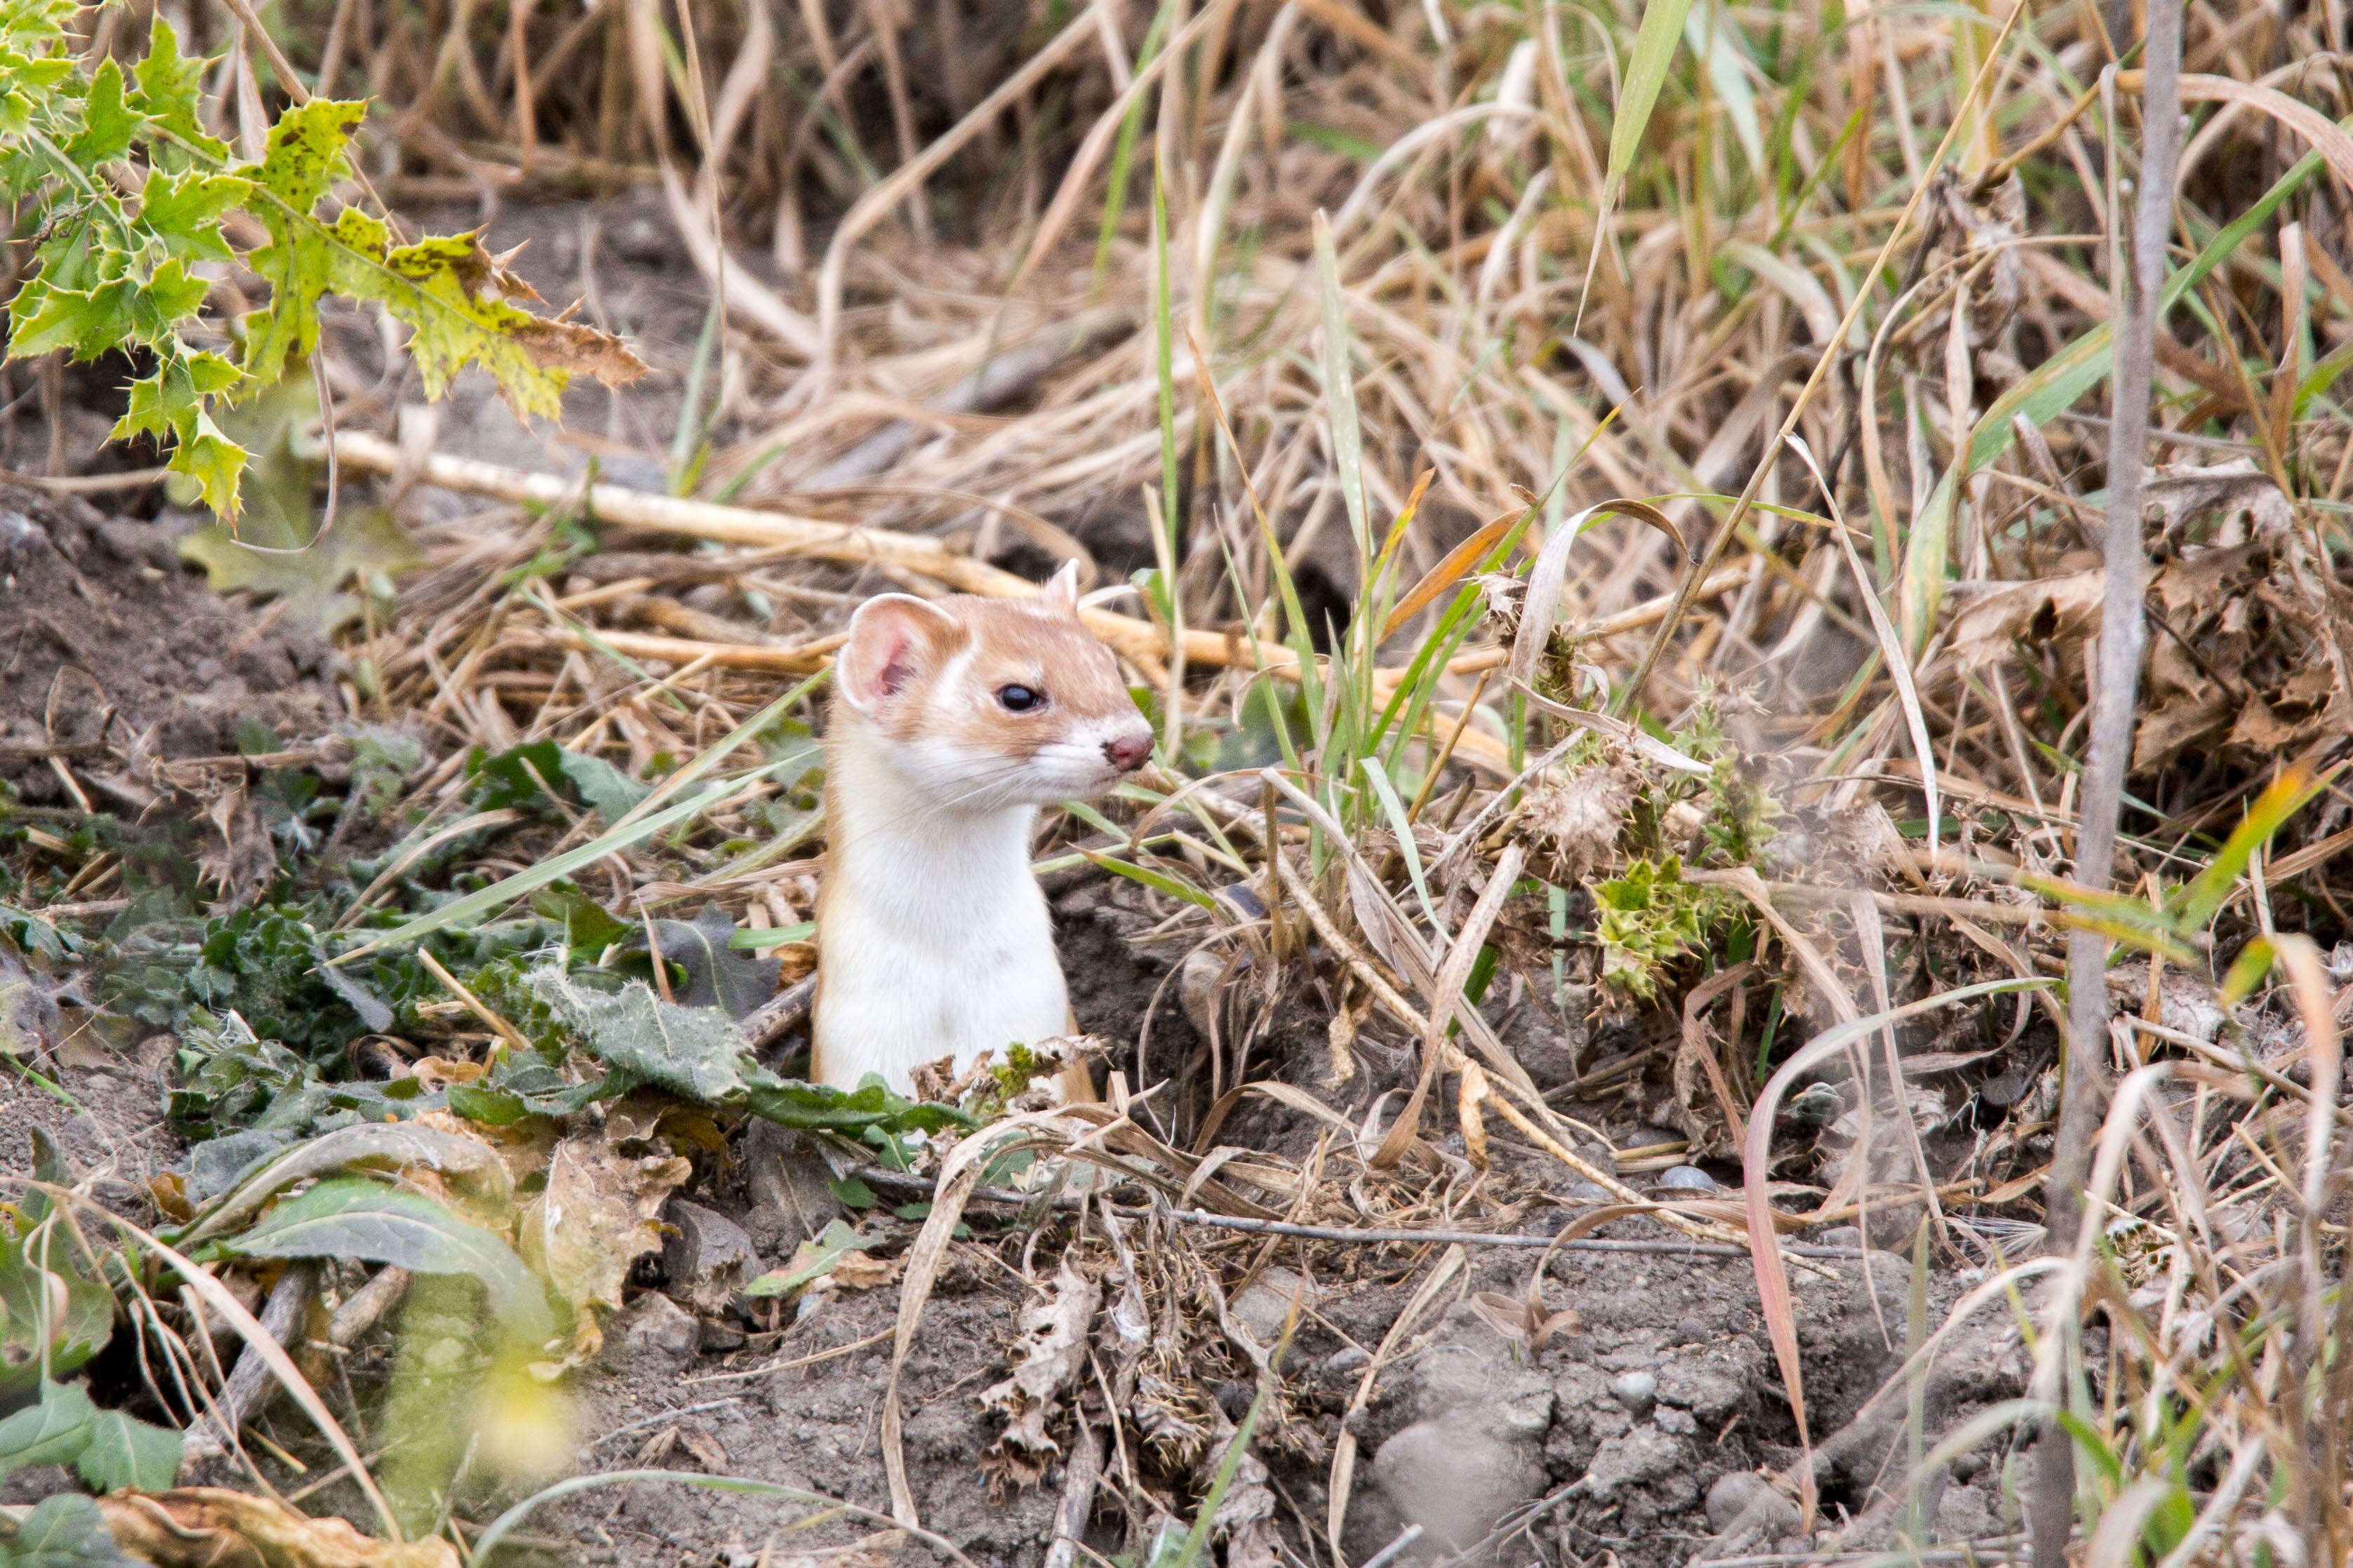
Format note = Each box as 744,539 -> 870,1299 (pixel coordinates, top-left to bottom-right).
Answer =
1655,1165 -> 1720,1195
1562,1181 -> 1614,1205
1324,1346 -> 1371,1377
1655,1407 -> 1698,1436
1815,1226 -> 1865,1250
1610,1369 -> 1657,1413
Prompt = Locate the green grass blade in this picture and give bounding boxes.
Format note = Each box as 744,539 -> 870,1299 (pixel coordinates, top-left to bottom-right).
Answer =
1609,0 -> 1700,188
2171,770 -> 2321,930
1360,757 -> 1439,929
332,761 -> 794,965
1167,1354 -> 1280,1568
1153,160 -> 1181,562
1091,0 -> 1175,286
611,667 -> 830,833
1081,848 -> 1218,912
1312,210 -> 1368,560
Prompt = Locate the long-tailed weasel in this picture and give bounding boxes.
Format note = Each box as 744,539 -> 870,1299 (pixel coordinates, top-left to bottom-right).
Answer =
811,563 -> 1153,1095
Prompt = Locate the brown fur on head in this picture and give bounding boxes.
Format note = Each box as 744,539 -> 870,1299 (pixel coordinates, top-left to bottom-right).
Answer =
829,563 -> 1155,811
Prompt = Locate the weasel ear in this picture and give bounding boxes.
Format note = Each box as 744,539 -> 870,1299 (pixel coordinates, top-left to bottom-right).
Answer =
837,594 -> 962,713
1039,559 -> 1081,615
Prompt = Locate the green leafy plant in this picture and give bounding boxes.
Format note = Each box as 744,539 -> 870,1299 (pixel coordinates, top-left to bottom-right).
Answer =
468,742 -> 649,826
1592,855 -> 1712,1000
0,1166 -> 180,1500
0,5 -> 643,519
0,1381 -> 181,1496
213,1175 -> 554,1341
0,1490 -> 139,1565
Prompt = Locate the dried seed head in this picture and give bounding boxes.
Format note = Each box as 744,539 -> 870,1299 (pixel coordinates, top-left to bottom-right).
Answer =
1517,765 -> 1637,883
1476,571 -> 1526,644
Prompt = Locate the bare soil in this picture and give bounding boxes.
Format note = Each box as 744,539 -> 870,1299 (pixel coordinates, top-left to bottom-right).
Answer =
0,485 -> 341,796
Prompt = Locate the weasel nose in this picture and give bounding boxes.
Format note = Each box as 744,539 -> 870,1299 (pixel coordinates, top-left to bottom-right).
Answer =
1103,733 -> 1152,772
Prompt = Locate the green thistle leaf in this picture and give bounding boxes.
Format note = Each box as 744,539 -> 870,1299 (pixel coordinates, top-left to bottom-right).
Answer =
60,58 -> 135,166
246,95 -> 366,210
137,166 -> 249,262
126,13 -> 225,160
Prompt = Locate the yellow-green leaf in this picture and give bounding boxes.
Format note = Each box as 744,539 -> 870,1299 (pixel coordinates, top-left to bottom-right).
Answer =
127,14 -> 225,161
170,415 -> 248,520
246,96 -> 366,210
138,166 -> 248,262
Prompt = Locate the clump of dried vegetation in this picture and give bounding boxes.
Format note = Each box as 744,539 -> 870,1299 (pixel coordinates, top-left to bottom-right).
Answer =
3,0 -> 2353,1561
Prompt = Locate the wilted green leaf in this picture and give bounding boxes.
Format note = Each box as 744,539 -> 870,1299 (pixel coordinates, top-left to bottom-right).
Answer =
625,904 -> 778,1020
528,969 -> 747,1102
176,1120 -> 512,1247
0,1381 -> 98,1477
220,1177 -> 553,1340
179,506 -> 421,634
0,1232 -> 114,1402
3,1491 -> 138,1567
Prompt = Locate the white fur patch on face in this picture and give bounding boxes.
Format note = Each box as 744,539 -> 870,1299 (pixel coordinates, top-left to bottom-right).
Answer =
874,709 -> 1152,812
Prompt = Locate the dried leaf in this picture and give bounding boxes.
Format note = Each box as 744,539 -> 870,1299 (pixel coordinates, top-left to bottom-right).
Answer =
978,1255 -> 1101,1492
677,1426 -> 731,1472
519,1127 -> 691,1350
90,1485 -> 460,1566
1945,569 -> 2104,667
828,1252 -> 902,1291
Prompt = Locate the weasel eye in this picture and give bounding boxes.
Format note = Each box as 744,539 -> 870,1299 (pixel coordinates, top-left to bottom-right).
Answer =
996,684 -> 1044,713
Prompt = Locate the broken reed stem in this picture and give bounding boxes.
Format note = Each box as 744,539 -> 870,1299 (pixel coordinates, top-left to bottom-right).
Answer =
328,431 -> 1749,700
2036,0 -> 2187,1558
840,1166 -> 1869,1258
327,1265 -> 410,1347
178,1262 -> 314,1475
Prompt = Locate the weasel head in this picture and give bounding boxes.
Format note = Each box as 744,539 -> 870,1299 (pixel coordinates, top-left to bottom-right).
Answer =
832,562 -> 1154,812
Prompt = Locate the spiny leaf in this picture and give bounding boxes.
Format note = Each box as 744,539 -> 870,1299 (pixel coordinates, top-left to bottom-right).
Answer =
60,59 -> 135,167
136,166 -> 248,262
114,349 -> 242,448
126,13 -> 224,160
246,96 -> 366,210
8,256 -> 206,360
179,504 -> 422,632
324,217 -> 646,419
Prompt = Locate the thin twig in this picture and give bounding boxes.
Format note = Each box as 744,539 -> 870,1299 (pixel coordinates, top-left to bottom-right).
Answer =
2036,0 -> 2187,1560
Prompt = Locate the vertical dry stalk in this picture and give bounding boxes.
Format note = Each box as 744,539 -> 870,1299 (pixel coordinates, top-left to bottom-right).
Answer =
2035,0 -> 2187,1555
